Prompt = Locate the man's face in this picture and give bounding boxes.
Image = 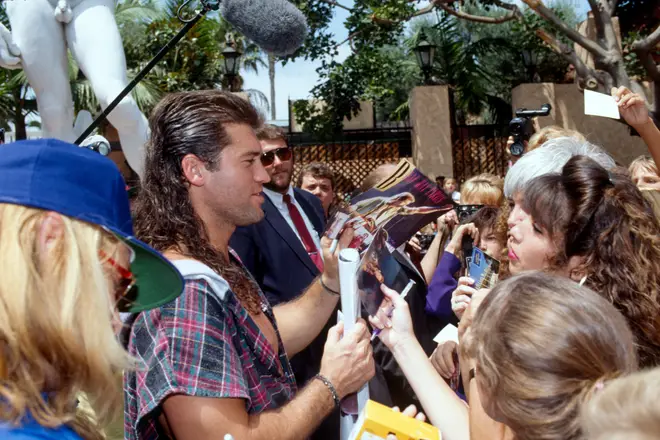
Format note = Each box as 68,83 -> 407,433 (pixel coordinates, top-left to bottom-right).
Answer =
261,138 -> 293,193
300,174 -> 334,215
202,124 -> 270,227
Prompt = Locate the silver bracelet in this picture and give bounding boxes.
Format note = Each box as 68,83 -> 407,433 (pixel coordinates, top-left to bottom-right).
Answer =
314,374 -> 340,408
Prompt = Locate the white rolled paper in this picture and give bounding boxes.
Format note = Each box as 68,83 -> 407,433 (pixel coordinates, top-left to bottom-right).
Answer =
338,248 -> 370,440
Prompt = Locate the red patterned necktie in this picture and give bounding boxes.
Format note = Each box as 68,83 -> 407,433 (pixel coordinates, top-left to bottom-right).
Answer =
283,194 -> 324,272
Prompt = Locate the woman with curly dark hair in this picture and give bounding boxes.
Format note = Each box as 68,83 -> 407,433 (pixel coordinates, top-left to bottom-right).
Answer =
508,154 -> 660,367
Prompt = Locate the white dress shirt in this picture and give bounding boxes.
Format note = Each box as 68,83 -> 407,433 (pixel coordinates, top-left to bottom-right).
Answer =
263,186 -> 323,255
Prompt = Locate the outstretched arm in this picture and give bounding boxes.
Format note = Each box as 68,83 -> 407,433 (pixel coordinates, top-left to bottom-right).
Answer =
370,286 -> 470,440
162,320 -> 375,440
613,86 -> 660,173
274,228 -> 353,357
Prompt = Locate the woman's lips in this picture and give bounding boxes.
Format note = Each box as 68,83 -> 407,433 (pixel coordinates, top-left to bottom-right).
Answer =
508,242 -> 519,261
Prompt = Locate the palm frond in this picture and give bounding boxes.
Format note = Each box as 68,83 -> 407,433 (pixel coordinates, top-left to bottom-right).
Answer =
115,0 -> 162,25
243,88 -> 270,116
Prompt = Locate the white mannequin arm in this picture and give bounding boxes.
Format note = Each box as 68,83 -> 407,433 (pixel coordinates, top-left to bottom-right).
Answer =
0,22 -> 21,69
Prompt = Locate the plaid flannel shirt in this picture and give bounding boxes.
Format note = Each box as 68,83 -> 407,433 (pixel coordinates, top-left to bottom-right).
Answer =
123,259 -> 297,439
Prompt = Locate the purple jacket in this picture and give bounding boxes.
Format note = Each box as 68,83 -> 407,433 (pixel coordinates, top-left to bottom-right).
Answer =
426,251 -> 461,320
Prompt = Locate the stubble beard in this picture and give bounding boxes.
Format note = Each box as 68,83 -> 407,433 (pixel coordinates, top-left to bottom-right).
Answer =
264,169 -> 292,193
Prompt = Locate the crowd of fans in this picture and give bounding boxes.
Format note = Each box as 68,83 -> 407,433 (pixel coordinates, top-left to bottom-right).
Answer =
1,85 -> 660,440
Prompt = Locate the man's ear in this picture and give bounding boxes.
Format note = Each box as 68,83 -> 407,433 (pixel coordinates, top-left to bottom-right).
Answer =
38,212 -> 65,262
181,154 -> 207,187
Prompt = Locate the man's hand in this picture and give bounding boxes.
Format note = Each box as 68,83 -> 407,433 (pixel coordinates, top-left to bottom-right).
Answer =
0,24 -> 21,70
612,86 -> 652,129
320,227 -> 354,293
319,319 -> 375,399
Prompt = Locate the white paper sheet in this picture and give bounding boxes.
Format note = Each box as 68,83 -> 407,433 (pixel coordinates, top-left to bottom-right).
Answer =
433,324 -> 459,345
584,90 -> 620,120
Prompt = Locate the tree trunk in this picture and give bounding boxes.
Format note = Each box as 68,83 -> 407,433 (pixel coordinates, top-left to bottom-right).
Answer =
268,54 -> 276,120
13,88 -> 26,140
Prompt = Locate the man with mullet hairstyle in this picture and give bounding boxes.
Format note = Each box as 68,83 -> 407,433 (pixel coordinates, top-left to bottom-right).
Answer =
124,90 -> 375,440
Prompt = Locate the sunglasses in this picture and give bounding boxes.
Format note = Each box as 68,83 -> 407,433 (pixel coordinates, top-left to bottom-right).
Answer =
100,250 -> 138,312
261,147 -> 292,167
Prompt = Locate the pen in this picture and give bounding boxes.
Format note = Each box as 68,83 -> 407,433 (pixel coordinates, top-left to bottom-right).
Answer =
371,279 -> 416,341
329,238 -> 339,254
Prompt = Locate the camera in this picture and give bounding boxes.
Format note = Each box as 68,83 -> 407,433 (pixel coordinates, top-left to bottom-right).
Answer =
455,204 -> 484,223
509,103 -> 552,157
417,233 -> 435,251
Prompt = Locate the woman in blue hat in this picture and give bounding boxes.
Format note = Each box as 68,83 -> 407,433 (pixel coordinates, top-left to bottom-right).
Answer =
0,139 -> 183,439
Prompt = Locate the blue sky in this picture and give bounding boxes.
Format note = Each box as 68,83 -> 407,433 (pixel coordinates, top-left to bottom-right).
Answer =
241,0 -> 592,121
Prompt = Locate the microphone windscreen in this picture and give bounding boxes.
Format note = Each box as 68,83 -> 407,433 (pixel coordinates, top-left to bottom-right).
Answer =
220,0 -> 308,56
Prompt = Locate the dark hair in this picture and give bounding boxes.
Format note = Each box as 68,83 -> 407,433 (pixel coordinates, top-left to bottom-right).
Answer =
465,206 -> 497,233
256,124 -> 287,143
133,90 -> 265,314
522,155 -> 660,367
296,162 -> 336,190
463,206 -> 509,278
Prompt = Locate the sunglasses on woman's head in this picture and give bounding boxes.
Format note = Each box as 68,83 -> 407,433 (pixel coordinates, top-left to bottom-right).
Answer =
100,250 -> 138,312
261,147 -> 292,167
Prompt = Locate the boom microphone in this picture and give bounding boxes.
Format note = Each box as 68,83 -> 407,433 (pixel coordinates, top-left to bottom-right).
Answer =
219,0 -> 308,56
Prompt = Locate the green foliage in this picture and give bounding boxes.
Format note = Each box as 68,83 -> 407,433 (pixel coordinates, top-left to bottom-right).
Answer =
290,0 -> 580,133
621,30 -> 658,80
293,47 -> 407,135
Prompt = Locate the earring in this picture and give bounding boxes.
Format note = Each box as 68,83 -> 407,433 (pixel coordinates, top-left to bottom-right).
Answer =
579,275 -> 588,286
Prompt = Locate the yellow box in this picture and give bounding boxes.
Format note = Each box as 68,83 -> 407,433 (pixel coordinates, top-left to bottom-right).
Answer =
348,400 -> 441,440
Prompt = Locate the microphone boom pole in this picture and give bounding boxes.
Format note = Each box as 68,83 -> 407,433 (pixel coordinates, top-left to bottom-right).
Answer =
74,0 -> 220,145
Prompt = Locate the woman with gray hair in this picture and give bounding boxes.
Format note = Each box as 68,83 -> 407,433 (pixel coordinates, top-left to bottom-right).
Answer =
503,136 -> 616,199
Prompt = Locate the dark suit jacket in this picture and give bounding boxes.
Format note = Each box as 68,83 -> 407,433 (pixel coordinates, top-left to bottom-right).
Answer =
230,189 -> 339,440
230,188 -> 325,306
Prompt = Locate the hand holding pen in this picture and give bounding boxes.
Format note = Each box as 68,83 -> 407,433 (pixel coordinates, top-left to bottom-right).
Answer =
368,280 -> 416,348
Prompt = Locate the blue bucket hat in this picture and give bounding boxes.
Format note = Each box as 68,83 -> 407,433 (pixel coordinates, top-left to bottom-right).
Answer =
0,138 -> 183,312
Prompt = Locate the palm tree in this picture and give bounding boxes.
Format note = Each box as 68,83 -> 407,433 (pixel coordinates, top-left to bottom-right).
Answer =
268,54 -> 276,120
0,69 -> 37,140
410,16 -> 512,124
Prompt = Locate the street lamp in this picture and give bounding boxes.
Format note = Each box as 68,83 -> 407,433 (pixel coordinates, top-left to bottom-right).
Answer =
414,32 -> 436,85
222,43 -> 242,92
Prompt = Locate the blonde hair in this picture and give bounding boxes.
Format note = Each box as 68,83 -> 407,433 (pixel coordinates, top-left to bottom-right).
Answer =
641,189 -> 660,221
0,204 -> 133,440
460,173 -> 504,206
527,125 -> 586,152
581,368 -> 660,440
629,155 -> 659,177
465,272 -> 638,440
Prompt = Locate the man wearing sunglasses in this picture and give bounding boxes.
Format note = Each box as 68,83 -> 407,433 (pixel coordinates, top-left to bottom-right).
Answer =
230,124 -> 339,440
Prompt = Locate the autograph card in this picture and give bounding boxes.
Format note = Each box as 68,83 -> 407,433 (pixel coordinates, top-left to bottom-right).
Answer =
584,90 -> 620,120
468,248 -> 500,289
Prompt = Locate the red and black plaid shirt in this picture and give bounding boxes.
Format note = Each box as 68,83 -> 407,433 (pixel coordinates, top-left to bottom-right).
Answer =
123,259 -> 297,439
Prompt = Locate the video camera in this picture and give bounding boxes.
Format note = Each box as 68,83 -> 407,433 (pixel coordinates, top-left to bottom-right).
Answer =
509,103 -> 552,157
